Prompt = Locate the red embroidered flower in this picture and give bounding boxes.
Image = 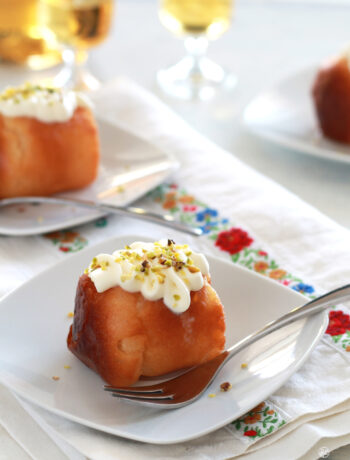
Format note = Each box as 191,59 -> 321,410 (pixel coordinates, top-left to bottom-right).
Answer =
258,250 -> 268,256
59,246 -> 70,252
215,228 -> 253,255
326,310 -> 350,336
183,205 -> 197,212
244,430 -> 257,437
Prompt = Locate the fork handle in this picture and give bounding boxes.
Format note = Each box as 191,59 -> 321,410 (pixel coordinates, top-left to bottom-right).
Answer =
0,196 -> 202,237
225,283 -> 350,362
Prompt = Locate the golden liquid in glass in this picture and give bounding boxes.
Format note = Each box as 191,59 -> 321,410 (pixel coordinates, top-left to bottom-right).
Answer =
0,0 -> 60,68
159,0 -> 232,39
39,0 -> 113,49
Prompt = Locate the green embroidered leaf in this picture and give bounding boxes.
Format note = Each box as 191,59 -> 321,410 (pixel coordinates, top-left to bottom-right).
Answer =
270,418 -> 278,423
278,420 -> 286,428
266,426 -> 274,435
232,253 -> 240,263
235,421 -> 241,430
269,260 -> 278,269
243,258 -> 254,268
332,335 -> 342,343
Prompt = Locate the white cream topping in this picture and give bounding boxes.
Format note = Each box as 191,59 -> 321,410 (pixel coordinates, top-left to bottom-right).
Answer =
86,240 -> 210,314
0,83 -> 92,123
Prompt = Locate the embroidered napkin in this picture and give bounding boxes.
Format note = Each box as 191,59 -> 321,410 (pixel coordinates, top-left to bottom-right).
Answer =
1,78 -> 350,459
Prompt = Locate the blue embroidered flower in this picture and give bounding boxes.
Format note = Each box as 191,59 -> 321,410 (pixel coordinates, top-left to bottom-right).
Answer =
292,283 -> 315,294
196,208 -> 218,222
198,222 -> 217,234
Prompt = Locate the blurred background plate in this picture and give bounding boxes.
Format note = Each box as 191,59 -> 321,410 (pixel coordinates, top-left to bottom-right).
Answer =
243,65 -> 350,164
0,119 -> 179,236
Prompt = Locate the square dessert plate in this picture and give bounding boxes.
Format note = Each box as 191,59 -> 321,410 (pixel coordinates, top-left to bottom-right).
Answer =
0,120 -> 179,236
243,65 -> 350,163
0,235 -> 327,444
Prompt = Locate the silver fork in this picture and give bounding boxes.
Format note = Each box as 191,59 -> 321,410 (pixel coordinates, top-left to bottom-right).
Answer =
104,283 -> 350,409
0,196 -> 202,236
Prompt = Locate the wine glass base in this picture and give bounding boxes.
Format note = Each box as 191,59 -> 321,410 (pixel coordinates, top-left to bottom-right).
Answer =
157,56 -> 237,101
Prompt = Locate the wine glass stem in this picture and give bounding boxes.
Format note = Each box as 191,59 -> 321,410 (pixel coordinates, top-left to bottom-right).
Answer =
184,36 -> 208,72
54,47 -> 100,91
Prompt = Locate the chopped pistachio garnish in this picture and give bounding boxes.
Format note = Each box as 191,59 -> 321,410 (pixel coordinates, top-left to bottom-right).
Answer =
0,82 -> 61,102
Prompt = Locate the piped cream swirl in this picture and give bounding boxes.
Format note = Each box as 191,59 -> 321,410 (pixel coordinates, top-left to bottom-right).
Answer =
0,83 -> 92,123
86,240 -> 209,313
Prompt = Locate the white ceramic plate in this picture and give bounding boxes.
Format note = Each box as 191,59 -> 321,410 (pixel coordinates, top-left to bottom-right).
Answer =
0,235 -> 327,444
243,65 -> 350,163
0,120 -> 179,236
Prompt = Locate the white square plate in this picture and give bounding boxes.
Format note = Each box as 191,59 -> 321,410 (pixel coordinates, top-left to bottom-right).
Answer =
0,120 -> 179,236
243,65 -> 350,163
0,235 -> 327,444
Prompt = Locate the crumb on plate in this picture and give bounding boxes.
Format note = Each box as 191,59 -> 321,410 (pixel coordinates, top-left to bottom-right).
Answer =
220,382 -> 232,392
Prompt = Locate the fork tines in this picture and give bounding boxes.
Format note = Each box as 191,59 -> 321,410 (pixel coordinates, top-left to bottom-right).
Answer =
104,385 -> 174,402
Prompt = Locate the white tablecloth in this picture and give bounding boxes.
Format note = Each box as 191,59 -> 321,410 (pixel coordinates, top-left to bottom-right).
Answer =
1,78 -> 350,459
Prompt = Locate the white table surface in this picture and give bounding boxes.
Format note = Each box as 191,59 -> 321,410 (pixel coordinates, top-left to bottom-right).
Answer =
1,0 -> 350,458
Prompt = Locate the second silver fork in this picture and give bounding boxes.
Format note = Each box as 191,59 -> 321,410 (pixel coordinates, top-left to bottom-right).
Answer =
105,283 -> 350,409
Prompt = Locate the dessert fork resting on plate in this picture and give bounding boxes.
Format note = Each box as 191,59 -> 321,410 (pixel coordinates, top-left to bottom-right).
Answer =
105,284 -> 350,409
0,196 -> 202,236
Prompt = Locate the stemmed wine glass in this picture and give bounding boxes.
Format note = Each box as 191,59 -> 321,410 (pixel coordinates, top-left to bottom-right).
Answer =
157,0 -> 235,100
38,0 -> 114,90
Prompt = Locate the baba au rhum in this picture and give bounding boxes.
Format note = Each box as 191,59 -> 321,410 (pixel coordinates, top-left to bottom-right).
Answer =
67,239 -> 226,386
0,83 -> 99,198
312,55 -> 350,144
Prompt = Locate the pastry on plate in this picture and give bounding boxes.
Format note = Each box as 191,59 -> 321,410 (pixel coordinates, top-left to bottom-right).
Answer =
312,55 -> 350,144
0,83 -> 99,198
67,239 -> 226,386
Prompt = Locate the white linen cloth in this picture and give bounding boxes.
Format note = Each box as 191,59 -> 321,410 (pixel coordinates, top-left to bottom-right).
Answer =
1,78 -> 350,459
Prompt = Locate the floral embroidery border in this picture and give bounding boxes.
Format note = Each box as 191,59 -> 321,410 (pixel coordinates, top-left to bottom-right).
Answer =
225,401 -> 288,440
147,183 -> 349,441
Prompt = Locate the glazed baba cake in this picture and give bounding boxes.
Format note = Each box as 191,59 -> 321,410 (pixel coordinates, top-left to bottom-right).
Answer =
67,239 -> 226,386
312,55 -> 350,144
0,83 -> 99,198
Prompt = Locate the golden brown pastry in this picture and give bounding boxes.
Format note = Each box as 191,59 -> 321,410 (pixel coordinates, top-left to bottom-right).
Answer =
312,56 -> 350,144
67,240 -> 226,387
0,83 -> 99,198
